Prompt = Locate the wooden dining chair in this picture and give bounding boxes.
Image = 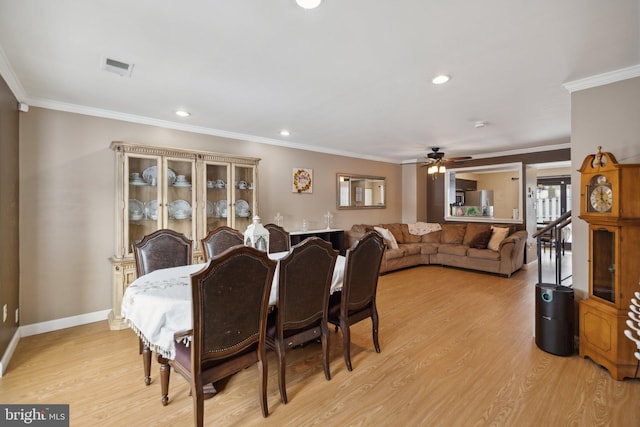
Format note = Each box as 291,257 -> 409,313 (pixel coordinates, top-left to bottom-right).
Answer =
133,229 -> 193,386
167,246 -> 276,426
200,226 -> 244,261
264,223 -> 290,253
266,237 -> 338,404
328,231 -> 385,371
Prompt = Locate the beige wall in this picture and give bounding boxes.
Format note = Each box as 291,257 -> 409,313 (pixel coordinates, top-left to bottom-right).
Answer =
0,76 -> 19,355
571,76 -> 640,300
18,108 -> 402,325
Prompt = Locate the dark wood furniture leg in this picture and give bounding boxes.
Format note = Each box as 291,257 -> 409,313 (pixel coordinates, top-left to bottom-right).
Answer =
157,354 -> 170,406
143,341 -> 152,385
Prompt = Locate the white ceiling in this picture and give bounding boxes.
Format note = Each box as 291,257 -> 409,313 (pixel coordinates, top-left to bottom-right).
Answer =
0,1 -> 638,163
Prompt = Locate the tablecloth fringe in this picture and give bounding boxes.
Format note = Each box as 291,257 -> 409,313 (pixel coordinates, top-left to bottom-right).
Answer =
125,319 -> 174,359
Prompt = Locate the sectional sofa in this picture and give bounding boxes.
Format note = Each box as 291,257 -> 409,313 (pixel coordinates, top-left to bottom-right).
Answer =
346,222 -> 528,277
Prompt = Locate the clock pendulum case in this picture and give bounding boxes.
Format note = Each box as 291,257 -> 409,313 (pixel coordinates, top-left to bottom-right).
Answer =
578,146 -> 640,379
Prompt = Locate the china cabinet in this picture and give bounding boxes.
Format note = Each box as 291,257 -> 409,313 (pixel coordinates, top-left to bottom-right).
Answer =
578,147 -> 640,379
109,141 -> 259,329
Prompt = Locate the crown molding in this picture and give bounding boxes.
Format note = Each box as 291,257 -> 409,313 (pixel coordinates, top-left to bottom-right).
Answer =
563,64 -> 640,93
0,45 -> 27,102
23,97 -> 396,164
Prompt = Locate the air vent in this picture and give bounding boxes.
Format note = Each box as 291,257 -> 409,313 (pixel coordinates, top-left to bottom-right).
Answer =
102,57 -> 134,77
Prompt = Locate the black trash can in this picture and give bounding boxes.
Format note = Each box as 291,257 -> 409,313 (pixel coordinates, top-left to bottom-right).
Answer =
535,283 -> 574,356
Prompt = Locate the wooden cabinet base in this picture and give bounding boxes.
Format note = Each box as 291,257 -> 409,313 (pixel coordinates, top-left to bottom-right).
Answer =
579,298 -> 638,380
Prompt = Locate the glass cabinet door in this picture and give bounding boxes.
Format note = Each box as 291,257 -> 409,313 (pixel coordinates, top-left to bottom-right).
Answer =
126,154 -> 162,255
125,154 -> 196,256
232,164 -> 256,231
591,226 -> 616,303
165,157 -> 196,241
205,162 -> 231,233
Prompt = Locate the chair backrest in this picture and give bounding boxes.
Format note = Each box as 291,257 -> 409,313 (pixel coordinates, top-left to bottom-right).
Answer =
133,229 -> 193,277
277,237 -> 338,332
201,226 -> 244,261
341,231 -> 385,313
265,224 -> 290,253
191,246 -> 276,365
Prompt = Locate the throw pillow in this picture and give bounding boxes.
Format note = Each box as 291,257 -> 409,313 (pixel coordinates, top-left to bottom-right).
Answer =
374,226 -> 398,249
468,229 -> 493,249
383,223 -> 405,244
487,226 -> 510,251
463,223 -> 492,246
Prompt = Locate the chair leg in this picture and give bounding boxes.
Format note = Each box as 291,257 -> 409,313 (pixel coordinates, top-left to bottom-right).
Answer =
341,320 -> 353,371
371,309 -> 381,353
276,342 -> 288,404
321,322 -> 331,380
258,349 -> 269,417
142,342 -> 152,385
158,354 -> 170,406
192,381 -> 205,427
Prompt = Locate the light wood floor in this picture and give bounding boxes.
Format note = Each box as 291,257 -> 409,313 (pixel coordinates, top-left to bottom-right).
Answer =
2,264 -> 639,426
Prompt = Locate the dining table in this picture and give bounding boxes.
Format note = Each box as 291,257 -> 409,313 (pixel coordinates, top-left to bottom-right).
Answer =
121,250 -> 346,361
122,249 -> 346,405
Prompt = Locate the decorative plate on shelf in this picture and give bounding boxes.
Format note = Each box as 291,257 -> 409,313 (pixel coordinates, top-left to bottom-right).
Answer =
129,199 -> 144,220
235,199 -> 249,211
216,200 -> 228,218
142,166 -> 176,186
215,179 -> 226,188
206,201 -> 215,218
169,200 -> 192,219
144,200 -> 158,221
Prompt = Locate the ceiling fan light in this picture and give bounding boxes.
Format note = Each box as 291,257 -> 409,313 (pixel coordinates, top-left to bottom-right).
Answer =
296,0 -> 322,9
438,165 -> 447,173
427,165 -> 438,174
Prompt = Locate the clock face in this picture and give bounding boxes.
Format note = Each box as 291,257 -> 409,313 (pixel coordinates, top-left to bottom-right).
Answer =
589,184 -> 613,213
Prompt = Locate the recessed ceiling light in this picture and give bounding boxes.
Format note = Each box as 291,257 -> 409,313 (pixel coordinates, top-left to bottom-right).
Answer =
432,74 -> 450,85
175,110 -> 190,117
296,0 -> 322,9
280,130 -> 291,137
474,120 -> 488,128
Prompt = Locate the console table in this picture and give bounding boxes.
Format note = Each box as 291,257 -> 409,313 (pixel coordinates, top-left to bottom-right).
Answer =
289,228 -> 345,255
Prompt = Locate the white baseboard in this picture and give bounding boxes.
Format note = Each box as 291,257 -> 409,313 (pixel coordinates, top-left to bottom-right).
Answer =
1,309 -> 111,376
19,309 -> 111,337
0,329 -> 21,377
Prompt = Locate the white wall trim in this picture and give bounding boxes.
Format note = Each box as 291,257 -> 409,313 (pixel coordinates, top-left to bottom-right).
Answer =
0,329 -> 21,377
19,309 -> 110,338
563,64 -> 640,93
1,309 -> 110,376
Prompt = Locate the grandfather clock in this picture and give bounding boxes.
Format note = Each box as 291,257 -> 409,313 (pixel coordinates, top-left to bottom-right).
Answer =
578,147 -> 640,380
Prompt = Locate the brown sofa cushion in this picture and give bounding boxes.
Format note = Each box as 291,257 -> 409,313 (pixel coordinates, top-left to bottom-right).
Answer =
463,223 -> 493,249
421,231 -> 442,243
382,223 -> 405,244
401,224 -> 422,243
440,223 -> 467,244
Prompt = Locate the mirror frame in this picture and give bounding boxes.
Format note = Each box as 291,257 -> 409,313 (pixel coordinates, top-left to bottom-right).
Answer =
444,162 -> 523,223
336,173 -> 386,209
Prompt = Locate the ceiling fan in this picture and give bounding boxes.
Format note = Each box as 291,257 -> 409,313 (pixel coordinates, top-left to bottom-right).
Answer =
422,147 -> 472,174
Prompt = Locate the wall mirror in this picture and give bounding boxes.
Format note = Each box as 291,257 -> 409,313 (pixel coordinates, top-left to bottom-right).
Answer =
444,162 -> 523,223
337,173 -> 386,209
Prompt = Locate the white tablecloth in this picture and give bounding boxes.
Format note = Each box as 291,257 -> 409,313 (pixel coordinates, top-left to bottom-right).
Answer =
121,251 -> 345,359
